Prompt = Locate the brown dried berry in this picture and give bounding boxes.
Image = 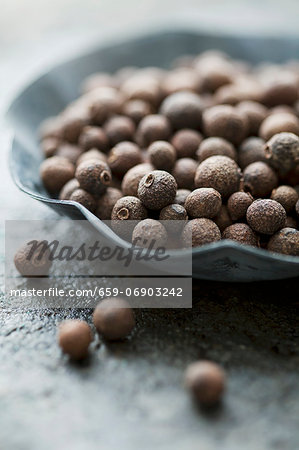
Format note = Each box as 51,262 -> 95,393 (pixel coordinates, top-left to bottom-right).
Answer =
227,191 -> 254,221
160,91 -> 203,130
58,320 -> 93,360
93,297 -> 135,341
195,55 -> 233,92
214,205 -> 233,232
59,178 -> 80,200
96,187 -> 122,220
108,141 -> 142,176
196,137 -> 237,163
148,141 -> 176,171
75,160 -> 111,195
270,185 -> 298,213
222,223 -> 259,246
122,99 -> 152,124
121,163 -> 154,197
40,156 -> 75,193
185,188 -> 222,219
243,162 -> 278,198
162,68 -> 201,96
111,196 -> 148,239
194,155 -> 241,199
174,189 -> 191,206
121,74 -> 162,106
171,129 -> 203,158
104,115 -> 135,145
88,87 -> 124,124
41,137 -> 60,158
267,228 -> 299,256
138,170 -> 177,210
265,132 -> 299,175
78,126 -> 109,152
184,360 -> 226,405
261,77 -> 298,107
159,204 -> 188,234
136,114 -> 172,147
285,216 -> 298,229
246,199 -> 286,235
132,219 -> 168,248
69,188 -> 97,212
76,149 -> 107,166
14,241 -> 52,277
259,113 -> 299,141
203,105 -> 248,145
238,137 -> 267,169
182,218 -> 221,247
56,144 -> 83,165
60,111 -> 88,144
172,158 -> 198,190
236,100 -> 268,136
81,72 -> 116,93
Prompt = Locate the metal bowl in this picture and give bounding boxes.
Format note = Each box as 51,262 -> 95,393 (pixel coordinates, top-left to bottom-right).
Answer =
7,29 -> 299,281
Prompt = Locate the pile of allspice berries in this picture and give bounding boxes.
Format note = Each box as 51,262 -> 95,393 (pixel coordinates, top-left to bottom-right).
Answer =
39,50 -> 299,255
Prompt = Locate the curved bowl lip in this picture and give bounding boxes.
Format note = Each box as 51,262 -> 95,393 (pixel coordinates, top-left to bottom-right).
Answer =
6,27 -> 299,265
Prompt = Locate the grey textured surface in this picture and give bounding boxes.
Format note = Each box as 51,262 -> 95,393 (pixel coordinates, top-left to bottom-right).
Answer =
1,2 -> 299,449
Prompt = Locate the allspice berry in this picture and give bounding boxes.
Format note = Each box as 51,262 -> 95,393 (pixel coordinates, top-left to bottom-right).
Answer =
267,228 -> 299,256
259,113 -> 299,141
227,191 -> 253,221
174,189 -> 191,206
56,144 -> 83,165
185,188 -> 222,219
104,115 -> 136,145
69,188 -> 97,212
270,185 -> 298,213
122,99 -> 152,124
182,218 -> 221,247
108,141 -> 142,176
96,188 -> 123,220
261,77 -> 298,107
40,156 -> 75,193
76,149 -> 107,166
75,160 -> 111,195
222,223 -> 259,246
194,155 -> 241,198
138,170 -> 177,210
243,162 -> 278,197
196,137 -> 237,163
159,204 -> 188,234
59,178 -> 80,200
136,114 -> 171,147
121,163 -> 154,197
203,105 -> 248,145
14,241 -> 52,277
39,116 -> 63,140
214,205 -> 233,232
148,141 -> 176,171
111,196 -> 148,239
60,111 -> 88,143
246,199 -> 286,235
238,137 -> 267,169
265,132 -> 299,175
88,87 -> 123,124
93,297 -> 135,341
78,126 -> 109,152
132,218 -> 168,248
41,137 -> 60,158
236,100 -> 268,136
184,361 -> 226,406
160,91 -> 203,130
171,129 -> 203,158
58,320 -> 93,360
172,158 -> 198,190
